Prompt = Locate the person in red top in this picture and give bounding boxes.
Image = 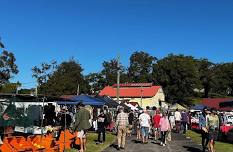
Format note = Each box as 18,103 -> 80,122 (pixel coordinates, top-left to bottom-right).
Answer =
152,110 -> 161,141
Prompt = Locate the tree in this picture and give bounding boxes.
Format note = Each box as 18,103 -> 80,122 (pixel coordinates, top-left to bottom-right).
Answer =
128,51 -> 157,82
101,58 -> 128,85
0,82 -> 21,93
212,63 -> 233,96
153,54 -> 199,104
18,88 -> 34,94
32,59 -> 90,96
196,59 -> 215,97
32,60 -> 57,85
0,39 -> 18,86
86,72 -> 106,94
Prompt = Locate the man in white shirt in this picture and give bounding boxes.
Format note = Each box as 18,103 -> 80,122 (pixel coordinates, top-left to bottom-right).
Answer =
139,109 -> 151,144
174,108 -> 182,133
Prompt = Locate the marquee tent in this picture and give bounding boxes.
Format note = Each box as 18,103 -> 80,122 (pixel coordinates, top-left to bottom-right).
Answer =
191,104 -> 207,110
57,95 -> 105,106
170,103 -> 187,110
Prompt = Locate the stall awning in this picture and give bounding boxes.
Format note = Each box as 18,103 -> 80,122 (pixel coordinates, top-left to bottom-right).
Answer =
57,95 -> 105,106
191,104 -> 207,110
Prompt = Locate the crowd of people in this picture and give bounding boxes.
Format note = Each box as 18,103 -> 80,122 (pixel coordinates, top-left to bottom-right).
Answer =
0,98 -> 227,152
20,103 -> 221,152
113,106 -> 191,151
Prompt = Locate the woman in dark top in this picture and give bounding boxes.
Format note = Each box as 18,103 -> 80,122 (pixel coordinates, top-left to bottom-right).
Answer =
97,110 -> 107,143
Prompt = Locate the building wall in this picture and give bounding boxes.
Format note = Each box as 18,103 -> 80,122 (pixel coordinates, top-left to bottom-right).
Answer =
112,88 -> 165,109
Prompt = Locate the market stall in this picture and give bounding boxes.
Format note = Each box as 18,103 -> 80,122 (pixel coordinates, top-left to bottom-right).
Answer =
0,94 -> 79,152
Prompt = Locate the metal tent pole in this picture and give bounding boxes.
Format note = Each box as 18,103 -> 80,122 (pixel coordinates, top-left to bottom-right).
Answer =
117,54 -> 120,104
40,96 -> 45,142
63,100 -> 67,151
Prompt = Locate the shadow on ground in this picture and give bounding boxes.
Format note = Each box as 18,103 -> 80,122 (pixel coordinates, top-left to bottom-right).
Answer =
183,146 -> 202,152
131,139 -> 142,144
109,144 -> 118,150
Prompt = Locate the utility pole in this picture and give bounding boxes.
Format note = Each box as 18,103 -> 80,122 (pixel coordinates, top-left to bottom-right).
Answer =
117,54 -> 120,104
16,85 -> 19,95
140,85 -> 143,107
77,84 -> 80,95
35,85 -> 38,97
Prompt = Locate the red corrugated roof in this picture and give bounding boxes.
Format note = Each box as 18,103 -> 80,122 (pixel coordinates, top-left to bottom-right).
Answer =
202,98 -> 233,111
99,85 -> 161,97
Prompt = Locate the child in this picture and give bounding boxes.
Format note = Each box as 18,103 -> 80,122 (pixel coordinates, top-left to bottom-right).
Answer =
159,112 -> 170,146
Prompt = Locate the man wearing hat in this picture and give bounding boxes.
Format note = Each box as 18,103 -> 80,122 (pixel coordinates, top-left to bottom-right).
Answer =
199,108 -> 210,152
116,106 -> 128,150
73,103 -> 91,152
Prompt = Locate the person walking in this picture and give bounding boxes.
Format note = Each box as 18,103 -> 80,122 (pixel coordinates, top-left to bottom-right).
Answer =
139,109 -> 151,144
152,110 -> 161,141
167,111 -> 174,142
207,108 -> 219,152
135,112 -> 141,140
199,108 -> 210,152
181,110 -> 189,134
174,108 -> 182,133
96,110 -> 106,144
159,112 -> 170,146
127,110 -> 134,137
116,107 -> 129,150
73,103 -> 91,152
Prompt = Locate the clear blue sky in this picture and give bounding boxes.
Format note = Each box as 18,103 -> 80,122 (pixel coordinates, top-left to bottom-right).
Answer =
1,0 -> 233,88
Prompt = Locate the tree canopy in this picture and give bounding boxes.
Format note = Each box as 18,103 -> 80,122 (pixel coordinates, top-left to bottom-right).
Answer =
128,51 -> 157,82
32,59 -> 89,96
30,51 -> 233,105
0,39 -> 18,86
153,54 -> 199,103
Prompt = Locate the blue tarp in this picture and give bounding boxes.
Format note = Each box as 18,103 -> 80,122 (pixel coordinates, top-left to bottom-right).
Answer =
57,95 -> 105,106
96,95 -> 119,108
191,104 -> 207,110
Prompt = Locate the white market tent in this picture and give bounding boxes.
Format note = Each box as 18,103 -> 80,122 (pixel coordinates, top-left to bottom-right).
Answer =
170,103 -> 187,110
125,103 -> 138,110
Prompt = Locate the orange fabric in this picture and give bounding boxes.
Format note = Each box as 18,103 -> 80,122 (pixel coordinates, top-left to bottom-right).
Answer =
0,138 -> 16,152
75,132 -> 81,145
57,130 -> 75,152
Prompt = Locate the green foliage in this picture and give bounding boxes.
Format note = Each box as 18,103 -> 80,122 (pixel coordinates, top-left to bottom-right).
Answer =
32,59 -> 90,96
30,50 -> 233,105
0,50 -> 18,85
153,54 -> 199,103
212,63 -> 233,96
186,130 -> 233,152
32,60 -> 57,85
67,132 -> 116,152
0,82 -> 21,93
18,88 -> 35,94
86,72 -> 107,94
87,58 -> 129,93
196,59 -> 215,97
128,51 -> 157,82
101,59 -> 125,85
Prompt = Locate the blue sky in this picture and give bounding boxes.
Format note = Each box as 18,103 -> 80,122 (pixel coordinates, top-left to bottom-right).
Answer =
1,0 -> 233,88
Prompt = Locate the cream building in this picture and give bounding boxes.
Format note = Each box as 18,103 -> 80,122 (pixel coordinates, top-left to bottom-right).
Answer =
99,83 -> 166,109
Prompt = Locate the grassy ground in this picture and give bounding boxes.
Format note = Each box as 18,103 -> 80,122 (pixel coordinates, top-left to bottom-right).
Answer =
66,132 -> 116,152
186,130 -> 233,152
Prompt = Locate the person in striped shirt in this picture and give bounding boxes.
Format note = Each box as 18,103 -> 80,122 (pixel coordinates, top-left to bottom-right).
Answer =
116,107 -> 129,150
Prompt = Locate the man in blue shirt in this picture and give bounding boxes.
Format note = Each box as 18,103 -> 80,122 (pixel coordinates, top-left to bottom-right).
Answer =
199,108 -> 209,152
